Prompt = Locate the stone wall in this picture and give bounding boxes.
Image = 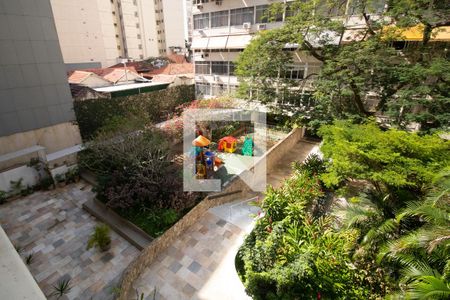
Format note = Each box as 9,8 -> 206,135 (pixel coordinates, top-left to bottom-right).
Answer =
116,127 -> 304,300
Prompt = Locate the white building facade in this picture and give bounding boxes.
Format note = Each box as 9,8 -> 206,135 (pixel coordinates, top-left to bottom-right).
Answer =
191,0 -> 385,98
51,0 -> 189,69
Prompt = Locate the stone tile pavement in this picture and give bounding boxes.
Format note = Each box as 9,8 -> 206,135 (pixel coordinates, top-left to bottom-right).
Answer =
0,181 -> 139,300
133,211 -> 251,300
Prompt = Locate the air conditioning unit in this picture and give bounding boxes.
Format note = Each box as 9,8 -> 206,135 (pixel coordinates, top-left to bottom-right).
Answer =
213,75 -> 220,82
242,22 -> 251,30
257,23 -> 267,30
196,4 -> 203,9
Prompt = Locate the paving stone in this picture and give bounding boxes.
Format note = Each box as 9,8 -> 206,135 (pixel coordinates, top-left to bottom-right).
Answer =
216,219 -> 227,227
52,238 -> 65,248
187,261 -> 201,274
168,261 -> 182,274
0,182 -> 139,300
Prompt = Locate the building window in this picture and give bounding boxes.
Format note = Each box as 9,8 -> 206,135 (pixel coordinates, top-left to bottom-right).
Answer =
211,11 -> 228,28
117,45 -> 121,50
283,67 -> 305,80
138,44 -> 142,49
195,61 -> 210,74
285,3 -> 296,19
135,11 -> 138,17
256,5 -> 282,23
211,61 -> 228,75
229,62 -> 235,75
194,0 -> 209,4
230,7 -> 254,26
193,13 -> 209,29
137,34 -> 141,39
136,23 -> 140,28
133,0 -> 137,5
196,83 -> 210,96
212,84 -> 225,96
115,34 -> 119,38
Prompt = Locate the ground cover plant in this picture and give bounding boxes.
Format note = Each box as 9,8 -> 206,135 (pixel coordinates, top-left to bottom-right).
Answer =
237,120 -> 449,299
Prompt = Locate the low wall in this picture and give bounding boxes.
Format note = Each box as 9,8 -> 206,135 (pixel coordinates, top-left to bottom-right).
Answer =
0,226 -> 46,300
0,165 -> 39,193
116,127 -> 305,300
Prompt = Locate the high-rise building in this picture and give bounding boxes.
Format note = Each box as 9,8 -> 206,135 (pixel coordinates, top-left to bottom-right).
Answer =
50,0 -> 189,69
191,0 -> 385,98
0,0 -> 82,170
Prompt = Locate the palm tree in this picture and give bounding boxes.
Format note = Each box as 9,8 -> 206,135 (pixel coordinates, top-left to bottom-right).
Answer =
379,171 -> 450,299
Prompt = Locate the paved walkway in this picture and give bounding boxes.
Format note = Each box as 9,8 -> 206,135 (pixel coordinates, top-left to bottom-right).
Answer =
133,140 -> 319,300
0,182 -> 139,300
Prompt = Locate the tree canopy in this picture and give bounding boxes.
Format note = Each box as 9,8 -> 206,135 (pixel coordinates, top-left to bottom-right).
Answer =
236,0 -> 450,132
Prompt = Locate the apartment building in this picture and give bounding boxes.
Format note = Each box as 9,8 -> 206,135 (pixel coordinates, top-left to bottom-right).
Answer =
191,0 -> 385,98
51,0 -> 188,69
0,0 -> 82,172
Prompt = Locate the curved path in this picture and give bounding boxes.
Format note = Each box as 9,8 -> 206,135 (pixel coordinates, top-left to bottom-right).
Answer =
133,140 -> 319,299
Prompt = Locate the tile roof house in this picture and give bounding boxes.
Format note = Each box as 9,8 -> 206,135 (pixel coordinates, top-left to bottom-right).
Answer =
69,83 -> 109,101
68,70 -> 111,88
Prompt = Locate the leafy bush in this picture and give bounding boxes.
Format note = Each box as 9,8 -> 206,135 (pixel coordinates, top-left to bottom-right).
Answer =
80,128 -> 201,237
87,224 -> 111,252
292,153 -> 326,176
73,85 -> 195,140
237,169 -> 378,299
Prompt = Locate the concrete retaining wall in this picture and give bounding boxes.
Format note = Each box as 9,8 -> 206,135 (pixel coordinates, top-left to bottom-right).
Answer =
116,127 -> 305,300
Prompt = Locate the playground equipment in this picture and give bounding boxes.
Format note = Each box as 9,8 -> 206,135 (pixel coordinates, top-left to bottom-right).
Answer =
192,135 -> 222,179
242,136 -> 253,156
218,136 -> 237,153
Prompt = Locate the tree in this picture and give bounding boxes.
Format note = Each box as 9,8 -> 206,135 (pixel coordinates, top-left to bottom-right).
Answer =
236,0 -> 450,132
318,120 -> 449,194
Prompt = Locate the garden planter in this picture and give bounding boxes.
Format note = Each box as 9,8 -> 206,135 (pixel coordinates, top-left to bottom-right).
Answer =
100,242 -> 111,252
57,181 -> 66,188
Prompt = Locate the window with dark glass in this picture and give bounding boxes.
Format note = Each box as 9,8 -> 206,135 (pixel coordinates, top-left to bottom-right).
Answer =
255,5 -> 268,23
211,61 -> 228,75
229,62 -> 235,75
230,7 -> 254,26
256,5 -> 282,23
211,11 -> 229,27
285,2 -> 299,19
193,13 -> 210,29
195,61 -> 210,74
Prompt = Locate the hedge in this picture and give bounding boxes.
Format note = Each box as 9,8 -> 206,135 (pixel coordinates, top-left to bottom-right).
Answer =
73,84 -> 195,140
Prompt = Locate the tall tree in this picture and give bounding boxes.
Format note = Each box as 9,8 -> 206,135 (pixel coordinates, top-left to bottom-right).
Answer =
236,0 -> 450,132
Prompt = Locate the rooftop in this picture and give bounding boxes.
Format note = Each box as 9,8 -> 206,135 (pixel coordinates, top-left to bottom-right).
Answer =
93,81 -> 170,93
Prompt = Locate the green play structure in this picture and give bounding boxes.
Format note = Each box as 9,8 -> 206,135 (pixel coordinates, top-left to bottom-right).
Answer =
242,136 -> 253,156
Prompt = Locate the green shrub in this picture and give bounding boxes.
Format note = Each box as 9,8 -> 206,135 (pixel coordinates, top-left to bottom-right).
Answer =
87,224 -> 111,252
0,190 -> 7,204
292,153 -> 326,176
73,85 -> 195,140
237,170 -> 377,299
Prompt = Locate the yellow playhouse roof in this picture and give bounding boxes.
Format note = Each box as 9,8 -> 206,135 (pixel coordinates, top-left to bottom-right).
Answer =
383,24 -> 450,42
